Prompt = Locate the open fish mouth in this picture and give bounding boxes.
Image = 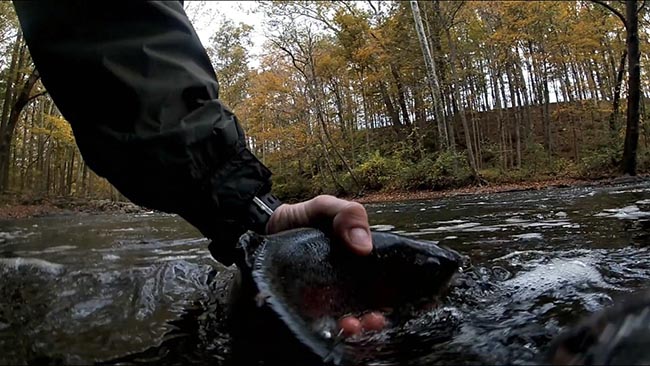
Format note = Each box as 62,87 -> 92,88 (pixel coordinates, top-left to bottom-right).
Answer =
236,228 -> 462,364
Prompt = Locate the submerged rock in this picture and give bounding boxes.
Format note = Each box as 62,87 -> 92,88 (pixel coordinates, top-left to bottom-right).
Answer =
547,290 -> 650,365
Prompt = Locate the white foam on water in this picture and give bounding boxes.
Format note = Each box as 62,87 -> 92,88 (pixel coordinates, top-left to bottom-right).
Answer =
40,245 -> 77,253
0,257 -> 64,275
597,205 -> 650,220
369,224 -> 395,232
505,217 -> 529,224
491,250 -> 549,262
102,254 -> 120,261
637,199 -> 650,205
462,225 -> 503,232
555,211 -> 568,218
604,205 -> 639,213
503,257 -> 616,301
0,230 -> 35,241
522,220 -> 573,228
398,231 -> 425,237
609,188 -> 650,195
419,222 -> 481,232
435,219 -> 468,225
154,255 -> 200,262
512,233 -> 543,240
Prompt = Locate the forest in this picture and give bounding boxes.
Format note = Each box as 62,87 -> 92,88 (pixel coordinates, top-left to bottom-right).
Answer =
0,1 -> 648,204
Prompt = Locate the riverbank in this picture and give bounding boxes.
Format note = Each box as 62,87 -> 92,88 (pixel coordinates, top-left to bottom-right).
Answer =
0,196 -> 145,220
0,175 -> 647,220
349,175 -> 648,204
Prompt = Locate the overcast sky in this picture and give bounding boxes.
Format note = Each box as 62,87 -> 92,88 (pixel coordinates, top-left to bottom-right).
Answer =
185,1 -> 266,66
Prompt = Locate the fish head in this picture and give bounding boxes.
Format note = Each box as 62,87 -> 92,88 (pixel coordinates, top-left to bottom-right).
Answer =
233,228 -> 463,364
358,231 -> 462,312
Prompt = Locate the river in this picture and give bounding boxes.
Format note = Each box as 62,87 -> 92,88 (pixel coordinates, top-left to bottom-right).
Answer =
2,181 -> 650,365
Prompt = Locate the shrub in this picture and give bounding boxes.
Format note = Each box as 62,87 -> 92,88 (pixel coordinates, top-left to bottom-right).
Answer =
391,151 -> 473,191
353,151 -> 399,191
578,148 -> 619,178
272,173 -> 313,202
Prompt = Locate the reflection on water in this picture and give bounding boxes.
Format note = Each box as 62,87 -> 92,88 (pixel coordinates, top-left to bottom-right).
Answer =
3,181 -> 650,364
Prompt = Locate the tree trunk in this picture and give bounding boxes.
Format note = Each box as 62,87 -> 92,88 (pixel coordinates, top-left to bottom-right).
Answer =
0,69 -> 40,192
609,50 -> 627,135
410,0 -> 448,150
506,64 -> 522,168
542,60 -> 552,159
445,27 -> 478,177
390,64 -> 410,126
378,81 -> 402,134
622,0 -> 640,176
66,149 -> 75,196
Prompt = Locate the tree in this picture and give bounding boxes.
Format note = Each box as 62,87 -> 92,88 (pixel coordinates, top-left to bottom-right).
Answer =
591,0 -> 645,175
0,32 -> 44,192
207,18 -> 254,110
410,0 -> 449,150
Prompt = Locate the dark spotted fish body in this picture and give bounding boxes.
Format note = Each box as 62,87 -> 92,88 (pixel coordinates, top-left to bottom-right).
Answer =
236,228 -> 461,364
547,290 -> 650,365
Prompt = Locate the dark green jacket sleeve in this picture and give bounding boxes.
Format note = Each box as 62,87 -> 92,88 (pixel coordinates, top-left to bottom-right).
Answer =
13,1 -> 273,264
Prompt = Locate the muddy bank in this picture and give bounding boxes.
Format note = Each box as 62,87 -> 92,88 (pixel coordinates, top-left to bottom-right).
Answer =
349,175 -> 648,204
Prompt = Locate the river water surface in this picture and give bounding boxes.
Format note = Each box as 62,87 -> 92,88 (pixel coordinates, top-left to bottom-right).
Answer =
3,181 -> 650,365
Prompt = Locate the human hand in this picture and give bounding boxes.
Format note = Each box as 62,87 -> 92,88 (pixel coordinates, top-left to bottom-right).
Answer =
265,195 -> 386,337
265,195 -> 372,255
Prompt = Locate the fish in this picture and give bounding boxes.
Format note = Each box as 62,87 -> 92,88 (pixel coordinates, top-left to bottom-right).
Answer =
546,290 -> 650,365
231,228 -> 462,365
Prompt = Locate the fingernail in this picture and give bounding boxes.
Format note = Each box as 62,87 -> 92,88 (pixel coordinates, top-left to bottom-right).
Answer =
348,228 -> 371,251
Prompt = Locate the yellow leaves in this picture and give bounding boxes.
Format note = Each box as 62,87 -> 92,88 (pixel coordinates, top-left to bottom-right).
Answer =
353,43 -> 379,66
32,115 -> 75,146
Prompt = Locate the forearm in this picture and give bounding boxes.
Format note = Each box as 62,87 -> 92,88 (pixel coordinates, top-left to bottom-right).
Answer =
14,1 -> 272,264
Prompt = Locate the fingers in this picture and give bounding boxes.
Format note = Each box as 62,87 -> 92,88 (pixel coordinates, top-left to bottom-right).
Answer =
305,196 -> 372,255
338,312 -> 388,338
265,195 -> 372,255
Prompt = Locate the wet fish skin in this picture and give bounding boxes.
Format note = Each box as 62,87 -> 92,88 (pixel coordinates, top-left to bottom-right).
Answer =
241,228 -> 461,316
234,228 -> 462,365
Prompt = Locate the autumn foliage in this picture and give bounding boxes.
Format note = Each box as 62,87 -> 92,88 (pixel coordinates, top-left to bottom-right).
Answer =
0,1 -> 649,203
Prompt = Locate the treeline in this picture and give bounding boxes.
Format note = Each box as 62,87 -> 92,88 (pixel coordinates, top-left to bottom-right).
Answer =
0,4 -> 118,201
224,1 -> 649,200
0,2 -> 648,204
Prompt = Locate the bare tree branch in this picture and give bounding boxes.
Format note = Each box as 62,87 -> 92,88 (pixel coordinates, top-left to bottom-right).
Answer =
590,0 -> 628,28
446,1 -> 466,29
270,38 -> 307,79
27,90 -> 47,102
366,0 -> 378,16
